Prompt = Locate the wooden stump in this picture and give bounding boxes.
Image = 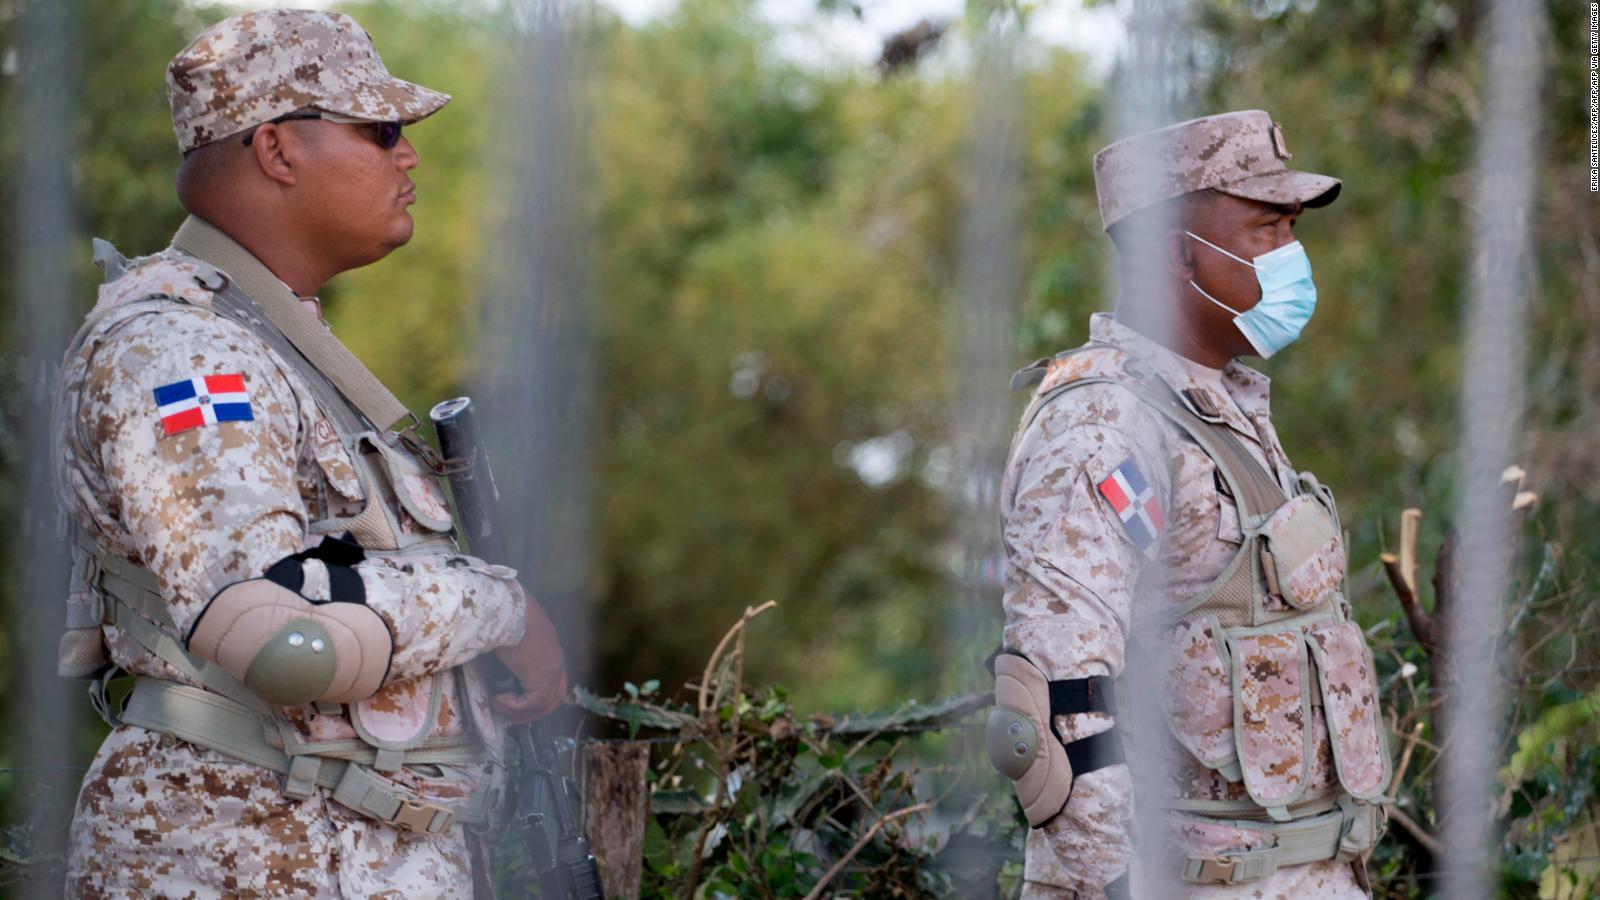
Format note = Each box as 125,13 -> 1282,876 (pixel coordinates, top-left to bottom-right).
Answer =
583,741 -> 651,899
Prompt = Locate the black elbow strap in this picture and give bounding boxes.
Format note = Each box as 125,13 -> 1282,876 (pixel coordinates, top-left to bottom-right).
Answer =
1063,728 -> 1125,775
1049,674 -> 1116,717
988,649 -> 1125,778
1050,675 -> 1123,775
263,533 -> 367,605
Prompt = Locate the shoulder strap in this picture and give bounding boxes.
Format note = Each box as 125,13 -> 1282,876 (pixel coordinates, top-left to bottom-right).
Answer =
171,216 -> 412,434
1011,347 -> 1284,519
1105,375 -> 1285,519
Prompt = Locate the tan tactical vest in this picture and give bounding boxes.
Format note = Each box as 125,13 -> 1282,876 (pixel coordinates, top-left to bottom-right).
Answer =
56,222 -> 504,836
1012,345 -> 1390,884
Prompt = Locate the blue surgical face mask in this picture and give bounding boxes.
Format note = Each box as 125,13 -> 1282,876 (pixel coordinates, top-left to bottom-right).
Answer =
1184,230 -> 1317,358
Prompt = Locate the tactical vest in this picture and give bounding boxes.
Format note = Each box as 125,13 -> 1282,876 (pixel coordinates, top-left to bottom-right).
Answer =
1008,345 -> 1389,886
56,223 -> 506,837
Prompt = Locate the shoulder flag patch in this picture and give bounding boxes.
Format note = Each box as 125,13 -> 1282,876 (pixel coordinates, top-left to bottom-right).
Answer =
1096,458 -> 1165,557
153,373 -> 254,437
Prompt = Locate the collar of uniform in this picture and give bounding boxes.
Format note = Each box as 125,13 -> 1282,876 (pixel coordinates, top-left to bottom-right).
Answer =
1087,313 -> 1269,444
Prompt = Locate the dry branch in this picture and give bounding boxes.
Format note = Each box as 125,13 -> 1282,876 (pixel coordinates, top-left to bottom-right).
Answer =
800,801 -> 931,900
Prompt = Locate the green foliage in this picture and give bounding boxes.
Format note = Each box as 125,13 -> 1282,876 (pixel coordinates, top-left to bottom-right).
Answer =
555,610 -> 1019,898
3,0 -> 1598,894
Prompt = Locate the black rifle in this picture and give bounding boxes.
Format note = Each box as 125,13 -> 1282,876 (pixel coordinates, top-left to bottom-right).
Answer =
430,396 -> 605,900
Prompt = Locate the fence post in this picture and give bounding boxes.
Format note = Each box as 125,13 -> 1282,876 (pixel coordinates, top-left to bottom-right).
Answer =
583,741 -> 651,898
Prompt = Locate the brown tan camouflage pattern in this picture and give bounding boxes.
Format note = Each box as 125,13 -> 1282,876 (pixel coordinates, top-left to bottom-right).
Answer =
69,726 -> 479,899
1001,313 -> 1365,896
1092,110 -> 1341,231
56,246 -> 526,895
1262,495 -> 1346,610
1228,631 -> 1311,808
1306,622 -> 1390,799
1164,617 -> 1237,770
168,9 -> 450,152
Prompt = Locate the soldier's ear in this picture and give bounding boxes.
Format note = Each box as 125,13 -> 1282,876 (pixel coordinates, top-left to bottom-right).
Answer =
248,123 -> 298,188
1165,228 -> 1197,281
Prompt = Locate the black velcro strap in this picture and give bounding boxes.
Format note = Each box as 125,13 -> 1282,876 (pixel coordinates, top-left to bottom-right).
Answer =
1064,729 -> 1125,776
1048,675 -> 1116,717
297,533 -> 366,568
1104,871 -> 1131,900
324,563 -> 367,606
262,534 -> 367,605
264,557 -> 306,592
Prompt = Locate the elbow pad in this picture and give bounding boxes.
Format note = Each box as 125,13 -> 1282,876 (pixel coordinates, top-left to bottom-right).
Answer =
186,535 -> 392,705
986,651 -> 1124,828
988,653 -> 1076,826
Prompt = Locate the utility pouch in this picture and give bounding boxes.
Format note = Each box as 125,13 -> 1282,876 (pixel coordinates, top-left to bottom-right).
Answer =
1226,629 -> 1313,818
1258,494 -> 1344,611
1162,616 -> 1239,777
1305,621 -> 1391,800
351,672 -> 449,770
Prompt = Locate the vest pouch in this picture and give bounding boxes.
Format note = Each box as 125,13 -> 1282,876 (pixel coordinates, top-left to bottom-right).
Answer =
1162,616 -> 1239,777
364,434 -> 455,535
351,671 -> 448,761
1258,494 -> 1344,611
1226,629 -> 1313,817
310,417 -> 364,508
1305,621 -> 1391,801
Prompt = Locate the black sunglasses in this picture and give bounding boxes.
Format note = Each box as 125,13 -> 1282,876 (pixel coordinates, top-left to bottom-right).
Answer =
242,111 -> 403,149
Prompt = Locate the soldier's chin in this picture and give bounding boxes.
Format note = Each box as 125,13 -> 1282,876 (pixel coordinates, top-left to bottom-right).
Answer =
380,214 -> 416,253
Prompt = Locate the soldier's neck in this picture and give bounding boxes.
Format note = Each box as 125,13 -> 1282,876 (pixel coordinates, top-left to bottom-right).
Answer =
1112,296 -> 1233,370
207,217 -> 336,298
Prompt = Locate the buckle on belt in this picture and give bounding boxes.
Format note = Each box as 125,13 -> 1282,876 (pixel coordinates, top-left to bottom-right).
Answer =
1182,852 -> 1271,884
390,797 -> 455,834
1183,857 -> 1238,883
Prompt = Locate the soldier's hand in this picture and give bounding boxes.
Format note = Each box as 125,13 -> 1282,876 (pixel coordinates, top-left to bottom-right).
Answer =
491,585 -> 568,724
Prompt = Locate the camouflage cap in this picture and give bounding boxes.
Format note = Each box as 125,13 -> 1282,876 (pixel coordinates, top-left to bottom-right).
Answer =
1092,110 -> 1340,232
167,9 -> 450,153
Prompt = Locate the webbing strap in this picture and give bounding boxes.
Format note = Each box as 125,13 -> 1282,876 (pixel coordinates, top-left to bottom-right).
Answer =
1165,791 -> 1338,820
122,678 -> 490,832
1178,801 -> 1382,885
103,583 -> 270,715
123,676 -> 282,770
1010,344 -> 1286,518
171,216 -> 410,433
88,544 -> 173,630
1048,675 -> 1116,717
1063,729 -> 1124,775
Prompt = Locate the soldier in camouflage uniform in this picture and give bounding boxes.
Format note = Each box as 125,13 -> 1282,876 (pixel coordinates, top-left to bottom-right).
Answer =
54,10 -> 566,897
989,112 -> 1390,898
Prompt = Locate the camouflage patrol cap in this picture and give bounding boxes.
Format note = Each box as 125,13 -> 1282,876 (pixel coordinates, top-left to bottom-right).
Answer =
167,9 -> 450,153
1092,110 -> 1340,232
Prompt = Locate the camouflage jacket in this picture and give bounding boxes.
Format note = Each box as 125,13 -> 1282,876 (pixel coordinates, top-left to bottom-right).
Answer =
55,237 -> 523,897
1000,313 -> 1373,899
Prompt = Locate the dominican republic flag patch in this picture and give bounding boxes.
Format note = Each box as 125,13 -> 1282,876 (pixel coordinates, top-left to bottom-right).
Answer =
1096,458 -> 1165,556
152,374 -> 254,437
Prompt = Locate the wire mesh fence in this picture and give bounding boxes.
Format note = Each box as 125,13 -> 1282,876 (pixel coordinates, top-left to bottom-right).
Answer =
2,0 -> 1593,897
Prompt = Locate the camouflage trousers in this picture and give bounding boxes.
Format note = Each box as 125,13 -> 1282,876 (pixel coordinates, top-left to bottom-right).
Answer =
65,726 -> 478,898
